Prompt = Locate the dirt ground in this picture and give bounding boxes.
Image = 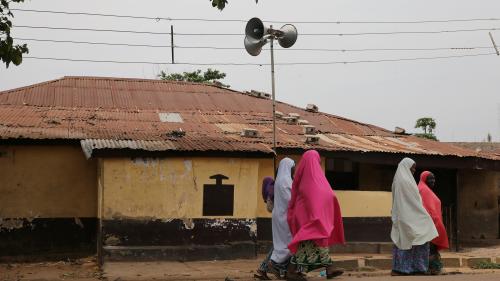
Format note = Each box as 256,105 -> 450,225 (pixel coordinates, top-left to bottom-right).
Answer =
460,245 -> 500,257
1,247 -> 500,281
2,260 -> 500,281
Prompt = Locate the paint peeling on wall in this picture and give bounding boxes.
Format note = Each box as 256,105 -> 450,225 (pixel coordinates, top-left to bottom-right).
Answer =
131,157 -> 159,167
0,218 -> 25,231
74,217 -> 85,228
182,218 -> 195,230
246,219 -> 257,238
183,160 -> 192,173
0,217 -> 36,231
202,218 -> 257,237
104,235 -> 121,246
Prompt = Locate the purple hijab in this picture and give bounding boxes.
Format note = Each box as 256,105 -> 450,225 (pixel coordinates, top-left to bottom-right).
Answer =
261,176 -> 275,202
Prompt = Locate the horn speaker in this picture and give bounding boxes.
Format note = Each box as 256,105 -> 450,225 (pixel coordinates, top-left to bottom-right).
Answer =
244,17 -> 297,56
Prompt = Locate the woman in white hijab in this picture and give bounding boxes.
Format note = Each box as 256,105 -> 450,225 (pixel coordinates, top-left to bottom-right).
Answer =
391,157 -> 438,275
267,157 -> 295,279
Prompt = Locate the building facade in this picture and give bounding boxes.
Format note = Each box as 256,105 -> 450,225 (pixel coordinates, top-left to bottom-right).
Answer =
1,77 -> 499,261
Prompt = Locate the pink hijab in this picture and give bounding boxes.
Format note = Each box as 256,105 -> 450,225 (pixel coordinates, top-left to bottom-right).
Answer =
287,150 -> 345,253
418,171 -> 449,250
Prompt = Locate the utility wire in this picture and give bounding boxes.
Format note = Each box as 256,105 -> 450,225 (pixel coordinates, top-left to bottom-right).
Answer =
13,25 -> 500,36
13,37 -> 494,52
11,8 -> 500,25
23,52 -> 496,65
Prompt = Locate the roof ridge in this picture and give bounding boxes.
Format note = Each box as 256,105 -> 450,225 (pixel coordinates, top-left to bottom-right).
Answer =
61,75 -> 230,88
0,77 -> 64,95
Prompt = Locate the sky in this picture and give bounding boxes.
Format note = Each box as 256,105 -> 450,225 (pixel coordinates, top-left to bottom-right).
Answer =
1,0 -> 500,142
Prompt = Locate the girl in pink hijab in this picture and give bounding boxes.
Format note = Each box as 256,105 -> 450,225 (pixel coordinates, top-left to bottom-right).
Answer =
286,150 -> 345,280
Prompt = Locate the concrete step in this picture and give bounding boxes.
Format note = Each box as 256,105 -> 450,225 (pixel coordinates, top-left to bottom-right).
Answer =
333,256 -> 500,270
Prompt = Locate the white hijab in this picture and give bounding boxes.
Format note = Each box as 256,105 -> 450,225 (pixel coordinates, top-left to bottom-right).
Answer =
271,158 -> 295,263
391,157 -> 438,250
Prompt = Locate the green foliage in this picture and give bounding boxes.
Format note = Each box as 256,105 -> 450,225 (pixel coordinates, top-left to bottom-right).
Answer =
210,0 -> 228,10
0,0 -> 28,68
414,133 -> 438,141
159,68 -> 230,88
210,0 -> 258,11
414,117 -> 437,140
472,261 -> 500,269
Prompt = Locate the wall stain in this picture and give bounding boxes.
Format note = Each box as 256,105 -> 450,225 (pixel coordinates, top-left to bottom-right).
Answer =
74,217 -> 85,228
0,217 -> 36,231
182,218 -> 195,230
0,218 -> 25,231
247,219 -> 257,238
104,235 -> 121,246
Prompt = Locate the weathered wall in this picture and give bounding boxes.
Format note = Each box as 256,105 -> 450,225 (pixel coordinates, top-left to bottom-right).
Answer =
458,169 -> 499,240
102,157 -> 259,219
0,145 -> 97,257
101,157 -> 261,261
0,145 -> 97,218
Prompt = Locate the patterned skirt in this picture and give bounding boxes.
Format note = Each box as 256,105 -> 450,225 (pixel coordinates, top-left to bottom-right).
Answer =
392,243 -> 430,274
429,243 -> 443,274
290,240 -> 333,272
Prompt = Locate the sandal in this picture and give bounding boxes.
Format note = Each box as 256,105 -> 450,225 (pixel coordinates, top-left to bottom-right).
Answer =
266,261 -> 283,279
326,265 -> 344,279
254,269 -> 271,280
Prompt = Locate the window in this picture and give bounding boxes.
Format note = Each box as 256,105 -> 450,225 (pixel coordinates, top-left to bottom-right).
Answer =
325,158 -> 359,190
203,174 -> 234,216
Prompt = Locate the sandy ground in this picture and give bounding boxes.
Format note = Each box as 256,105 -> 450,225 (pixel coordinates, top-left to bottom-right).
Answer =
460,245 -> 500,257
1,247 -> 500,281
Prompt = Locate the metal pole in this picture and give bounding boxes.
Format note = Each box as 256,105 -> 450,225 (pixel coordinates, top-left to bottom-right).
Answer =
171,25 -> 175,63
489,32 -> 500,56
270,31 -> 277,176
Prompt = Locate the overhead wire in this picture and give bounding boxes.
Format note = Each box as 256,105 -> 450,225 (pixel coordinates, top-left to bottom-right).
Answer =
13,24 -> 500,36
13,37 -> 494,52
23,52 -> 497,65
10,8 -> 500,25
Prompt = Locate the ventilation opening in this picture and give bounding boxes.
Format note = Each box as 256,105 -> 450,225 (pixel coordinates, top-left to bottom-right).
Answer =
241,128 -> 259,138
303,125 -> 316,135
305,135 -> 320,144
306,104 -> 318,113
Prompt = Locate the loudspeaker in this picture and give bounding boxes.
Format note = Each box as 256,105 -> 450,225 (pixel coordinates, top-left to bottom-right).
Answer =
277,24 -> 298,48
244,17 -> 298,56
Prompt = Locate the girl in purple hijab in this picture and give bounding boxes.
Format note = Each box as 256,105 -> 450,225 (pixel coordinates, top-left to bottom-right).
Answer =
255,176 -> 275,280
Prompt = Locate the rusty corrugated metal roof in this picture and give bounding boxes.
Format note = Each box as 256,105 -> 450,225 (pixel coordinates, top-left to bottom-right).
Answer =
0,76 -> 497,160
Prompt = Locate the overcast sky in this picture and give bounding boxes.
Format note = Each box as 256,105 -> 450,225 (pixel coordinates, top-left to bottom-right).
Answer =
1,0 -> 500,142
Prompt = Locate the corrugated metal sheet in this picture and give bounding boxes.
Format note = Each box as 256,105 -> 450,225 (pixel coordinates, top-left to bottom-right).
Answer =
1,76 -> 498,160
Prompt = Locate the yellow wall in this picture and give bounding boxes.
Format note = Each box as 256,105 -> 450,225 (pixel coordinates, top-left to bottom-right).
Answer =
102,157 -> 260,219
336,191 -> 392,217
0,145 -> 97,218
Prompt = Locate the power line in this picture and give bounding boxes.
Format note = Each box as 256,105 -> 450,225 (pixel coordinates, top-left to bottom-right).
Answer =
14,25 -> 171,35
14,37 -> 171,48
23,52 -> 496,66
13,37 -> 494,52
11,8 -> 500,25
13,24 -> 500,36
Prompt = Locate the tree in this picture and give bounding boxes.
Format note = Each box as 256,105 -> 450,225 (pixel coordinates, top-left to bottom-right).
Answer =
210,0 -> 258,11
159,68 -> 230,88
0,0 -> 28,68
414,117 -> 438,141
